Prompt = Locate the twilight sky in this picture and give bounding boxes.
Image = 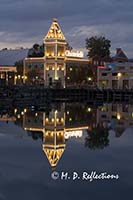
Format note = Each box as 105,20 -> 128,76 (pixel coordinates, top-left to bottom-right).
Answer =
0,0 -> 133,57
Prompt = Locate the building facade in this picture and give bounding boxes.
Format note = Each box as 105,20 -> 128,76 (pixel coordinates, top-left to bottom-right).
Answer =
97,62 -> 133,89
24,19 -> 90,88
0,66 -> 17,85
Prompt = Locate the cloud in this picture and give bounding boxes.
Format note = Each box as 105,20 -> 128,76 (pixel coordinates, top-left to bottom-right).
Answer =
0,0 -> 132,57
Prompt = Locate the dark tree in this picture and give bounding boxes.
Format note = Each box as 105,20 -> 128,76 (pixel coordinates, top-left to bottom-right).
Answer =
66,42 -> 73,51
28,43 -> 44,57
85,36 -> 111,63
85,125 -> 109,150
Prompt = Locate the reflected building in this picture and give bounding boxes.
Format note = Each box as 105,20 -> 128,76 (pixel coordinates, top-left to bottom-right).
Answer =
23,103 -> 95,169
97,104 -> 133,137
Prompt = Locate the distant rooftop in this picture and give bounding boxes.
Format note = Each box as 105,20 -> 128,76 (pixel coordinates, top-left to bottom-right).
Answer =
113,48 -> 128,62
0,49 -> 29,65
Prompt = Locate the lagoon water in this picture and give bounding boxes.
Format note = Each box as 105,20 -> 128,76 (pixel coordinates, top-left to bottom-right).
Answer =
0,103 -> 133,200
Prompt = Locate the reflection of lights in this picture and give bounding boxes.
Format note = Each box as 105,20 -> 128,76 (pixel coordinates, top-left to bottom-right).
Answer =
117,113 -> 121,120
65,130 -> 83,139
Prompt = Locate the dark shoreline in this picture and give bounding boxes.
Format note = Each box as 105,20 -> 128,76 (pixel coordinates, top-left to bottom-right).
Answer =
0,85 -> 133,107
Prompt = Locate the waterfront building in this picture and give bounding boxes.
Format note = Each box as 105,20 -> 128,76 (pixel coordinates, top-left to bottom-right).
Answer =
96,103 -> 133,137
97,62 -> 133,89
0,66 -> 17,85
97,48 -> 133,89
24,19 -> 91,87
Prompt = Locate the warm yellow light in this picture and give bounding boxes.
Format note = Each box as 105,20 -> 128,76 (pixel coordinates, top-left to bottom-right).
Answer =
52,67 -> 55,70
35,113 -> 38,117
55,77 -> 59,80
21,111 -> 24,115
117,113 -> 121,120
17,114 -> 20,119
24,109 -> 27,113
56,118 -> 59,122
70,68 -> 73,71
118,73 -> 122,78
67,77 -> 70,80
45,118 -> 49,122
69,118 -> 72,122
61,118 -> 64,122
15,76 -> 17,79
67,111 -> 69,115
88,77 -> 92,81
87,107 -> 91,112
52,118 -> 54,122
18,75 -> 21,79
14,109 -> 17,113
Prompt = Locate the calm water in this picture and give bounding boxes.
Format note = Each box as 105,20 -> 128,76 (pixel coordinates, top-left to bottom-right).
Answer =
0,103 -> 133,199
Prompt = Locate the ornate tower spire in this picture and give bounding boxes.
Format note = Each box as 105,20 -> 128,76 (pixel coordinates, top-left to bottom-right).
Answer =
44,18 -> 66,41
44,19 -> 66,88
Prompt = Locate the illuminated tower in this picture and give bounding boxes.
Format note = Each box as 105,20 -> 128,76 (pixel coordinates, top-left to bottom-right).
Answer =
44,18 -> 67,88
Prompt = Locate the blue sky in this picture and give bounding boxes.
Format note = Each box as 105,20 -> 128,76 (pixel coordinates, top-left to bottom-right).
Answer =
0,0 -> 133,57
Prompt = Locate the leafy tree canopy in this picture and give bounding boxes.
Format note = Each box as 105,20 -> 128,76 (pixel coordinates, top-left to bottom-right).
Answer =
85,36 -> 111,61
28,43 -> 44,58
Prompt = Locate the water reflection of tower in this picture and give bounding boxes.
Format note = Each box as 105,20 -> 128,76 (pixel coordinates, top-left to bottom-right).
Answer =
23,103 -> 93,169
23,104 -> 66,170
43,105 -> 66,170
